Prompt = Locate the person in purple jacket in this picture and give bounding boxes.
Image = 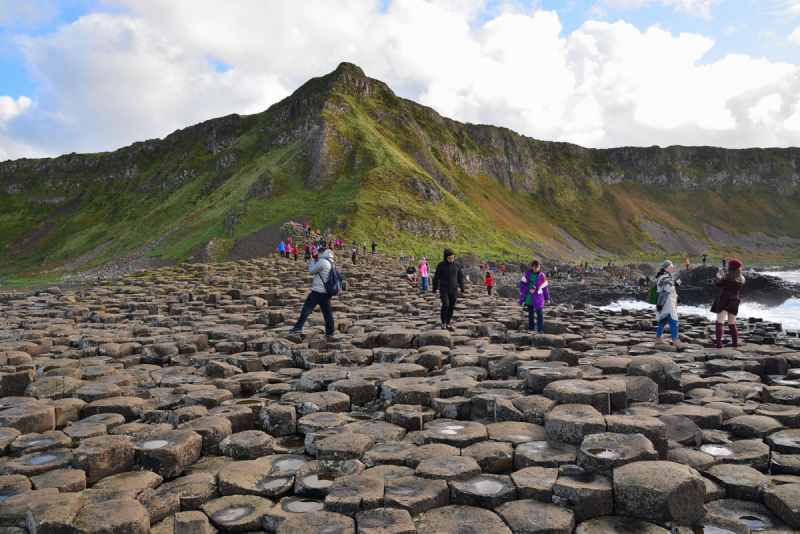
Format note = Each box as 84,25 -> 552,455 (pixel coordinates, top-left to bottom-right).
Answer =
519,260 -> 551,334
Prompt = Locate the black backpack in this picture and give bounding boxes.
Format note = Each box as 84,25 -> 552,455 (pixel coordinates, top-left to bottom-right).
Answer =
320,258 -> 342,295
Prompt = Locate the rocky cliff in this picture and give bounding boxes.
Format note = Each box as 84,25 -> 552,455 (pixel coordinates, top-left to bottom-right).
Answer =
2,62 -> 799,280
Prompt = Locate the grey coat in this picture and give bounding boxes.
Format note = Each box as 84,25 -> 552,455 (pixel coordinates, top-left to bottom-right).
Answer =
309,249 -> 335,294
655,271 -> 679,321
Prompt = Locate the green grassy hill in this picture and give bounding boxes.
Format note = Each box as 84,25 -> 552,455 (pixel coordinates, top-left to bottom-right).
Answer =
2,62 -> 799,282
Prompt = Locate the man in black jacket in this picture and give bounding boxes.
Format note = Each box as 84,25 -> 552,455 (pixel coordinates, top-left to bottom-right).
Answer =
432,248 -> 465,330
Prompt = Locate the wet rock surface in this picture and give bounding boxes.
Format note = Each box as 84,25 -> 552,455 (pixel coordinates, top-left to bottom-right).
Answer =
1,256 -> 799,532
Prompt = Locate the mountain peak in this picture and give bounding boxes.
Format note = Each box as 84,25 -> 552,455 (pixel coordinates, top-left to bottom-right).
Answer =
327,61 -> 394,98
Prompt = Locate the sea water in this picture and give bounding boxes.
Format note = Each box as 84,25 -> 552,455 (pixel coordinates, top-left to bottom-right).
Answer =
602,271 -> 800,331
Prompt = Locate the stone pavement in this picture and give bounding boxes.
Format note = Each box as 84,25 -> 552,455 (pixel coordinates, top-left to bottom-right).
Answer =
1,252 -> 799,533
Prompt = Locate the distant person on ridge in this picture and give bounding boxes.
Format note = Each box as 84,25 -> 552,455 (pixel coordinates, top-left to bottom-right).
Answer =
372,241 -> 377,254
432,248 -> 465,330
363,240 -> 367,253
711,259 -> 744,349
722,256 -> 727,270
702,254 -> 707,266
685,258 -> 690,270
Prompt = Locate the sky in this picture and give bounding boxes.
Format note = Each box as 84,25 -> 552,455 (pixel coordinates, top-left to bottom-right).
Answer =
1,0 -> 800,162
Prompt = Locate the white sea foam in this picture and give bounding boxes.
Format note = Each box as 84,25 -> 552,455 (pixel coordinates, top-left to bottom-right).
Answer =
602,270 -> 800,331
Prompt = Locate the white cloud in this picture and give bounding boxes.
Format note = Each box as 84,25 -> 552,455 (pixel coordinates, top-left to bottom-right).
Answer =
778,0 -> 800,18
748,93 -> 783,125
15,12 -> 290,156
789,26 -> 800,44
3,0 -> 800,161
723,24 -> 741,36
0,95 -> 32,122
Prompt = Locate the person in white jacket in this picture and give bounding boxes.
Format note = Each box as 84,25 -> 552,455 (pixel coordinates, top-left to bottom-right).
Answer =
655,260 -> 682,347
288,247 -> 336,338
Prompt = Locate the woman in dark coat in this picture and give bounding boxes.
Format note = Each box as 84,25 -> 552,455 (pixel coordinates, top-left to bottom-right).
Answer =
711,258 -> 744,348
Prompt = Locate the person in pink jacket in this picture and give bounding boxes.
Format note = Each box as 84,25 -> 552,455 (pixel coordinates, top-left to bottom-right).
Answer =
419,258 -> 429,292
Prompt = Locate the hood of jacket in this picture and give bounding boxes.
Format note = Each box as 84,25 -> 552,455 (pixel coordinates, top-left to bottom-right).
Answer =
321,249 -> 334,261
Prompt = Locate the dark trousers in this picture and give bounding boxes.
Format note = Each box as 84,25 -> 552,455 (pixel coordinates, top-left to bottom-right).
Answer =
487,287 -> 492,296
528,306 -> 544,334
293,291 -> 335,336
440,292 -> 457,325
294,254 -> 298,261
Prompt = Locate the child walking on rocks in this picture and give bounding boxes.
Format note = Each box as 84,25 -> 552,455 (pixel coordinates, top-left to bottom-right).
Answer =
289,246 -> 337,338
419,258 -> 429,292
432,248 -> 465,330
519,260 -> 550,334
711,258 -> 745,348
655,260 -> 682,347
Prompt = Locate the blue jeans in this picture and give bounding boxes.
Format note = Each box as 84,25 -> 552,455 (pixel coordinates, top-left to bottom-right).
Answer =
294,291 -> 335,336
528,306 -> 544,334
421,277 -> 429,291
656,316 -> 679,340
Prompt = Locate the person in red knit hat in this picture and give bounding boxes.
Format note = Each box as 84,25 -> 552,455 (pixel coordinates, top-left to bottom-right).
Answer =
711,258 -> 745,348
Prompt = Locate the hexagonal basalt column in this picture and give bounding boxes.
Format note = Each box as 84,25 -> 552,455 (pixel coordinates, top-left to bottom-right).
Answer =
132,429 -> 202,478
612,460 -> 706,526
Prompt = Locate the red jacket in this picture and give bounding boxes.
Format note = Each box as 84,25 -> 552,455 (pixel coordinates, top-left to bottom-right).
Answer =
485,275 -> 494,287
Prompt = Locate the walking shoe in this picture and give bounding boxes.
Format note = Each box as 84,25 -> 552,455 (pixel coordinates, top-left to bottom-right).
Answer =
288,327 -> 302,334
441,324 -> 447,330
446,324 -> 452,330
325,334 -> 337,340
654,337 -> 669,346
672,339 -> 684,349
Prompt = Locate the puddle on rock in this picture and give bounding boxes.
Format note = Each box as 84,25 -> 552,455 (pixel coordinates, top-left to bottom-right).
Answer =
471,479 -> 504,494
22,439 -> 53,447
272,457 -> 308,473
142,440 -> 170,450
374,443 -> 405,453
302,473 -> 336,489
283,498 -> 324,513
700,445 -> 735,457
439,425 -> 465,435
586,448 -> 618,459
0,490 -> 18,502
29,453 -> 60,465
259,477 -> 292,490
738,515 -> 766,528
214,505 -> 252,523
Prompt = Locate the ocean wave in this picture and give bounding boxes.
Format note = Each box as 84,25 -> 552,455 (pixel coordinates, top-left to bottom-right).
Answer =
601,298 -> 800,331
